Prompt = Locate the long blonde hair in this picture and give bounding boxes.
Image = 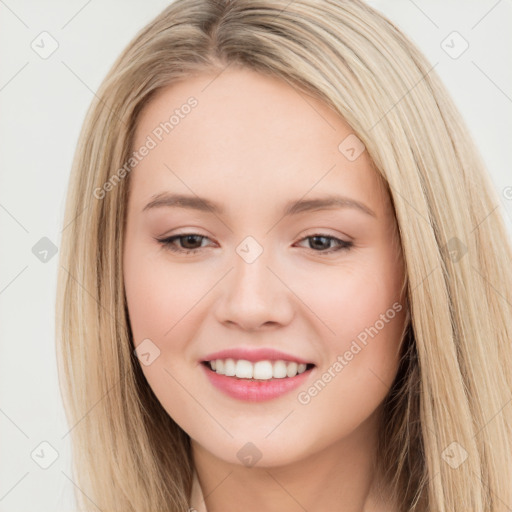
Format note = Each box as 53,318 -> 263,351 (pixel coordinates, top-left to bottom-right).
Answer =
56,0 -> 512,510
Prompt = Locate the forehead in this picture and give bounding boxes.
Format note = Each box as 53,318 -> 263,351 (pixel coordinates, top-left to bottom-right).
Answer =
135,66 -> 350,152
129,67 -> 390,218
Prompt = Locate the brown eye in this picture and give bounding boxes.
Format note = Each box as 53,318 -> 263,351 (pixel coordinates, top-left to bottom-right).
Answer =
157,234 -> 212,254
295,234 -> 353,254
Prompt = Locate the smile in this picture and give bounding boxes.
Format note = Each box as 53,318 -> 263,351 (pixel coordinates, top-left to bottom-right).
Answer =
204,358 -> 313,379
200,359 -> 315,402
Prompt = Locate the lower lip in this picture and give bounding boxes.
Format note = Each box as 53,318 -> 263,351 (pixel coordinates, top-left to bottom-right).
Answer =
201,363 -> 314,402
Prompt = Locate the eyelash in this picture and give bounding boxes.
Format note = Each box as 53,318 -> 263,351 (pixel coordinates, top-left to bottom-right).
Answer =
155,233 -> 353,256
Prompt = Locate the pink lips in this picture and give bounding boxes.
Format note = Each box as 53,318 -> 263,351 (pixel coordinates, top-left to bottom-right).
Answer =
201,347 -> 312,365
200,347 -> 315,402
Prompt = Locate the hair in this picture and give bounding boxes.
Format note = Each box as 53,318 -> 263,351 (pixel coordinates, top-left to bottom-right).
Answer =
55,0 -> 512,510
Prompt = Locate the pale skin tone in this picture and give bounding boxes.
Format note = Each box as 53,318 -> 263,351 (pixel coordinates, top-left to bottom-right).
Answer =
123,66 -> 406,511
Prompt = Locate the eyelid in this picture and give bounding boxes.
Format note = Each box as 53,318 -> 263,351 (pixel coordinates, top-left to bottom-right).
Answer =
296,227 -> 352,241
160,227 -> 352,242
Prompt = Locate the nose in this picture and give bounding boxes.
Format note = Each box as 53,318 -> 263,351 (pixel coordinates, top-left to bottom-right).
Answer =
213,244 -> 295,331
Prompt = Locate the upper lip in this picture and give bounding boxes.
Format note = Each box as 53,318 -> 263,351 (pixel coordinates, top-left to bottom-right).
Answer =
201,347 -> 314,365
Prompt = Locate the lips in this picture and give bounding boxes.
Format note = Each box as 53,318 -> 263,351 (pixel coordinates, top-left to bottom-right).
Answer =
201,347 -> 314,365
200,361 -> 315,402
200,347 -> 316,401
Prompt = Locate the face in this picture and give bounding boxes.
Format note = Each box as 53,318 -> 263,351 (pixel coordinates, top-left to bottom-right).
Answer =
123,66 -> 407,468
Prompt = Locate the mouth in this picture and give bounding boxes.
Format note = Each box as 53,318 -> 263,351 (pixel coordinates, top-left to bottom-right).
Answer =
201,359 -> 316,380
200,357 -> 316,402
199,347 -> 317,401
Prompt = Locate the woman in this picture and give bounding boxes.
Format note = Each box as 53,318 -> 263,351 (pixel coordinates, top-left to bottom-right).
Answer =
56,0 -> 512,510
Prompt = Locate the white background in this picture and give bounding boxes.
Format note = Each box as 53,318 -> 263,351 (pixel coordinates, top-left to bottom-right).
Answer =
0,1 -> 511,510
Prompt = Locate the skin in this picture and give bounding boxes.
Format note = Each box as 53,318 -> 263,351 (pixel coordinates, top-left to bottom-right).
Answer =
123,66 -> 407,512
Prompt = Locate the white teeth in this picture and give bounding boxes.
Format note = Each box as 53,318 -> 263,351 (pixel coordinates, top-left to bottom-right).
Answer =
273,360 -> 288,378
286,362 -> 298,378
224,358 -> 236,376
209,358 -> 311,380
235,359 -> 253,378
253,361 -> 273,380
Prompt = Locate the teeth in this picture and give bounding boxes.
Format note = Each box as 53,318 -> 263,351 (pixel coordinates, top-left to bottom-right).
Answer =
210,359 -> 310,380
224,358 -> 236,376
253,361 -> 273,380
286,362 -> 298,377
273,360 -> 288,378
235,359 -> 253,378
297,363 -> 307,374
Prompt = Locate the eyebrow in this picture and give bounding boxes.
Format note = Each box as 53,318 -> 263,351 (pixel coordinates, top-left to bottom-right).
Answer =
142,192 -> 377,218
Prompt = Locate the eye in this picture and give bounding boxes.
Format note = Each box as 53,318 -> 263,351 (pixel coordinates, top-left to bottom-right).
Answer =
156,234 -> 213,254
156,233 -> 353,255
294,234 -> 353,255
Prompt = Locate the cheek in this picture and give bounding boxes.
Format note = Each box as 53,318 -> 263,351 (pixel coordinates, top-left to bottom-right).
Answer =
295,250 -> 404,348
293,289 -> 404,443
124,247 -> 209,344
123,247 -> 208,430
294,248 -> 405,400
